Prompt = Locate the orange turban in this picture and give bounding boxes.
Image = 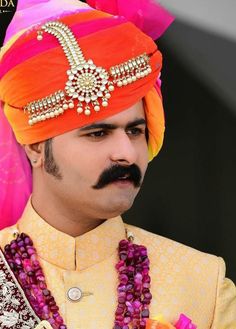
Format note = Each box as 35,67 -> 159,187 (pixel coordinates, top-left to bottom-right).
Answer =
0,2 -> 173,160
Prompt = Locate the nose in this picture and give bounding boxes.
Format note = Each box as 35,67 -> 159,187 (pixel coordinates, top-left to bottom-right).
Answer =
110,130 -> 138,166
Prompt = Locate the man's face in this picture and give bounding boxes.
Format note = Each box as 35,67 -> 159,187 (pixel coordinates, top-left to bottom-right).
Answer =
39,101 -> 149,219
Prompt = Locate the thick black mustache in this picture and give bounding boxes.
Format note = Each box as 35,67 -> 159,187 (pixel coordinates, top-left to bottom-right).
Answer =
92,164 -> 142,189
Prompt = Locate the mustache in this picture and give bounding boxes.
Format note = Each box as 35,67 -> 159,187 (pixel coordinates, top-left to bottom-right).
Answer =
92,164 -> 142,189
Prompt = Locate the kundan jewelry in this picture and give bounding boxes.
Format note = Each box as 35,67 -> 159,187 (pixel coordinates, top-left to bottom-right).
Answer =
24,21 -> 152,125
3,230 -> 152,329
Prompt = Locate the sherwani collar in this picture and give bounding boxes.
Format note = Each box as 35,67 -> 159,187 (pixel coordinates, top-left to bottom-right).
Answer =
17,199 -> 126,271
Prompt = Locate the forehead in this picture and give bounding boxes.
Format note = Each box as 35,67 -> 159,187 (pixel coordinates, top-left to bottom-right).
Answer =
81,100 -> 145,128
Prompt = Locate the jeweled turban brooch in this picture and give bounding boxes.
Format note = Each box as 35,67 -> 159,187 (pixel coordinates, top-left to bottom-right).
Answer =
25,21 -> 152,126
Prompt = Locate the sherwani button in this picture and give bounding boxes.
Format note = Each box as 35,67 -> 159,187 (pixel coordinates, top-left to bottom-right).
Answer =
67,287 -> 82,302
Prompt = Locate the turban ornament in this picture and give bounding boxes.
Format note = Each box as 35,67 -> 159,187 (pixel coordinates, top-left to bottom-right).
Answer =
25,20 -> 152,124
0,0 -> 174,228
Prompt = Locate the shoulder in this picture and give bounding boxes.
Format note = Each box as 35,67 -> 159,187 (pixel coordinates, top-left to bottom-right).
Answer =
126,223 -> 223,286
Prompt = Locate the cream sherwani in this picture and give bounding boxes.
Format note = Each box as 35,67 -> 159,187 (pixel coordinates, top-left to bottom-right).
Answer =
0,200 -> 235,329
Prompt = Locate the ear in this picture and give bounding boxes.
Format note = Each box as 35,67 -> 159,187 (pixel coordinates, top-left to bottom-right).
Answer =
23,142 -> 45,168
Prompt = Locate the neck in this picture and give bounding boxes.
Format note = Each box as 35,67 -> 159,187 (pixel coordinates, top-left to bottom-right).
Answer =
31,194 -> 105,237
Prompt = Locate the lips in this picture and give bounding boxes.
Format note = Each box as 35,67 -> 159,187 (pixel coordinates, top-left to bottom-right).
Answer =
117,174 -> 130,180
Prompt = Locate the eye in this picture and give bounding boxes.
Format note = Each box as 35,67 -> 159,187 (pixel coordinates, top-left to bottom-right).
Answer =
87,130 -> 107,138
127,127 -> 145,136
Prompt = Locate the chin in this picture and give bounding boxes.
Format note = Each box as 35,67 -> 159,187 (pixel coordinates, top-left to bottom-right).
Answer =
103,196 -> 135,218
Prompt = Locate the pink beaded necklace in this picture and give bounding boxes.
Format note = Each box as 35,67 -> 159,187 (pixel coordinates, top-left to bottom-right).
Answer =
4,232 -> 152,329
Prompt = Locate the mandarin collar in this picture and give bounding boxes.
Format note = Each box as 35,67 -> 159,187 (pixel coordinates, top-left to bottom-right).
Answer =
17,199 -> 126,271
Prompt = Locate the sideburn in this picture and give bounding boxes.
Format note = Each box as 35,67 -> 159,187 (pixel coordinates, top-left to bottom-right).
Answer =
44,139 -> 62,180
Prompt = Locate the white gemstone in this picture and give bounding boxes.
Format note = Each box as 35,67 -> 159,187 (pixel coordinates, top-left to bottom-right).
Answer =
50,112 -> 55,118
41,115 -> 46,121
88,59 -> 94,65
54,110 -> 59,116
77,65 -> 83,71
117,81 -> 123,87
63,104 -> 69,110
69,75 -> 74,80
29,119 -> 33,125
140,72 -> 145,77
136,72 -> 141,79
71,69 -> 77,74
46,113 -> 50,119
100,86 -> 106,91
77,107 -> 83,114
79,96 -> 85,102
67,70 -> 71,75
33,117 -> 38,123
97,91 -> 103,97
127,77 -> 132,84
148,68 -> 152,73
85,97 -> 91,103
91,95 -> 98,101
122,79 -> 128,86
73,93 -> 79,98
70,88 -> 75,93
105,93 -> 111,99
94,105 -> 100,112
84,64 -> 89,70
102,101 -> 108,107
102,80 -> 108,85
84,109 -> 91,116
68,103 -> 74,109
108,85 -> 115,91
58,108 -> 64,114
89,65 -> 96,70
132,76 -> 137,82
96,67 -> 102,73
67,287 -> 82,302
37,34 -> 43,41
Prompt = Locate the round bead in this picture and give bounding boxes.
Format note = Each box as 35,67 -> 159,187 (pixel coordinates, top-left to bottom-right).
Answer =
127,77 -> 132,84
94,105 -> 100,112
68,102 -> 74,109
29,119 -> 33,125
58,108 -> 64,114
84,109 -> 91,116
108,85 -> 115,91
63,104 -> 68,110
67,287 -> 82,302
50,112 -> 55,118
45,113 -> 50,119
77,107 -> 83,114
37,34 -> 43,41
117,81 -> 123,87
105,93 -> 111,99
102,101 -> 108,107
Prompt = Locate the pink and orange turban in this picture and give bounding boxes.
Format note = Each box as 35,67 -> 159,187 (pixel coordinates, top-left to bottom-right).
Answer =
0,0 -> 174,227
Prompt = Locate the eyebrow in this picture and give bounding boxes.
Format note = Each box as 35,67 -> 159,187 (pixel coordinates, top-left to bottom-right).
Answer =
79,118 -> 146,132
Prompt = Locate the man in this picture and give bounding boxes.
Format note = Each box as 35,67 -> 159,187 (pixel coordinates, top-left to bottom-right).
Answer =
0,0 -> 235,329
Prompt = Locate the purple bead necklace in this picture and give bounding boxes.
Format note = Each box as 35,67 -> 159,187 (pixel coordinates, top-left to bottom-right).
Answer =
4,232 -> 152,329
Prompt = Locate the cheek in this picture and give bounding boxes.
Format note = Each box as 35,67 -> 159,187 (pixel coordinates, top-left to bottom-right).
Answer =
52,139 -> 106,182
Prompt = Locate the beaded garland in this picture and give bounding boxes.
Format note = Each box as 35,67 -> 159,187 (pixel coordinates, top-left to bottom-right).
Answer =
4,231 -> 152,329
